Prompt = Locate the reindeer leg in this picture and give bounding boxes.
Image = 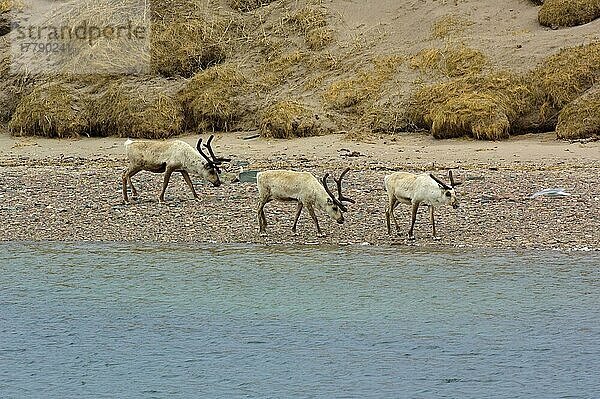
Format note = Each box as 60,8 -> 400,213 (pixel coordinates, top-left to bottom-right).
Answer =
128,169 -> 142,199
408,202 -> 420,239
128,176 -> 138,199
122,167 -> 141,203
292,202 -> 303,234
429,205 -> 439,239
180,170 -> 199,199
306,204 -> 324,237
386,196 -> 398,235
159,168 -> 174,203
122,170 -> 130,203
258,198 -> 269,236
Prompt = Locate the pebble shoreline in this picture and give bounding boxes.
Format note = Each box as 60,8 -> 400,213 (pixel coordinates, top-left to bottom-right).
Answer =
1,152 -> 599,252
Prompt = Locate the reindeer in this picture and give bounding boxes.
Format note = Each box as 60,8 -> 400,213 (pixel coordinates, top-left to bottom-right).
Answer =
385,170 -> 460,239
122,135 -> 229,203
257,168 -> 355,237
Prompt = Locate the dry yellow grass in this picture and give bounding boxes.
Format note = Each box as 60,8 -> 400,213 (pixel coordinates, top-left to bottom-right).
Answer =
431,14 -> 474,39
304,26 -> 335,50
0,0 -> 22,13
259,50 -> 308,88
409,72 -> 535,139
8,81 -> 88,138
430,93 -> 511,140
556,86 -> 600,139
286,5 -> 334,50
538,0 -> 600,27
529,42 -> 600,110
322,55 -> 403,110
410,45 -> 487,77
229,0 -> 276,12
89,78 -> 185,138
149,1 -> 249,77
179,64 -> 248,132
151,19 -> 227,78
287,5 -> 328,32
260,100 -> 335,138
364,98 -> 413,134
0,0 -> 11,13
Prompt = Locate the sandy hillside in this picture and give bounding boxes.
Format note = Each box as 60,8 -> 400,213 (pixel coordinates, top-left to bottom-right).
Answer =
328,0 -> 599,71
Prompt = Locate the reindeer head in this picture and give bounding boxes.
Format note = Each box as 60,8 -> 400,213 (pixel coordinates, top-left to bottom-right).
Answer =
430,170 -> 460,209
322,168 -> 355,224
196,135 -> 231,187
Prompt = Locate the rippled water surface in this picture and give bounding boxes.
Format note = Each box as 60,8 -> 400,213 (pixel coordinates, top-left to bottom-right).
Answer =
1,242 -> 599,398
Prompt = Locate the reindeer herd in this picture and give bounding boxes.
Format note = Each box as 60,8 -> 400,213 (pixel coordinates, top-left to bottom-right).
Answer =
122,135 -> 461,239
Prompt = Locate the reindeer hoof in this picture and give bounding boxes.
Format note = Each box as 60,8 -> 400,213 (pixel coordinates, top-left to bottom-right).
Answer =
432,236 -> 441,241
317,233 -> 327,238
259,231 -> 267,237
408,235 -> 416,240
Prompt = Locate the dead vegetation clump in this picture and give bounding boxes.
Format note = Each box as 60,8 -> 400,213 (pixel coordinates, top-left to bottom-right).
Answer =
304,26 -> 335,50
88,78 -> 185,138
410,45 -> 487,77
0,0 -> 12,13
322,55 -> 403,110
229,0 -> 276,12
529,42 -> 600,110
8,81 -> 88,138
149,0 -> 253,78
260,100 -> 334,138
556,86 -> 600,139
0,83 -> 23,122
286,5 -> 335,50
151,15 -> 229,78
431,14 -> 474,39
407,42 -> 600,140
409,72 -> 535,140
0,0 -> 15,36
364,97 -> 415,134
259,50 -> 308,88
538,0 -> 600,27
431,93 -> 511,140
179,63 -> 248,132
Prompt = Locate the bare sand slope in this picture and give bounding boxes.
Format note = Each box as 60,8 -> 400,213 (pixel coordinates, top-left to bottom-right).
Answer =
330,0 -> 600,72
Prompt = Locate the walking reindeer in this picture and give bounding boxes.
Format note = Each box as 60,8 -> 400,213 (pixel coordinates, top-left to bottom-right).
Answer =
384,170 -> 460,239
257,168 -> 355,237
122,135 -> 229,203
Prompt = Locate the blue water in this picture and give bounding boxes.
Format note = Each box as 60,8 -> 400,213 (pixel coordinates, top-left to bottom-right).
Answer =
1,242 -> 599,398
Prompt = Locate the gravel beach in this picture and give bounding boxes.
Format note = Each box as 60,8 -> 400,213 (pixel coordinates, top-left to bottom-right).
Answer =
1,132 -> 599,251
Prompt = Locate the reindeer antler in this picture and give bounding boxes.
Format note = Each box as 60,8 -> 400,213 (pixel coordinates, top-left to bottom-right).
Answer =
203,135 -> 232,166
322,173 -> 347,212
448,169 -> 463,186
429,173 -> 452,190
322,168 -> 355,212
333,167 -> 356,205
196,137 -> 216,168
